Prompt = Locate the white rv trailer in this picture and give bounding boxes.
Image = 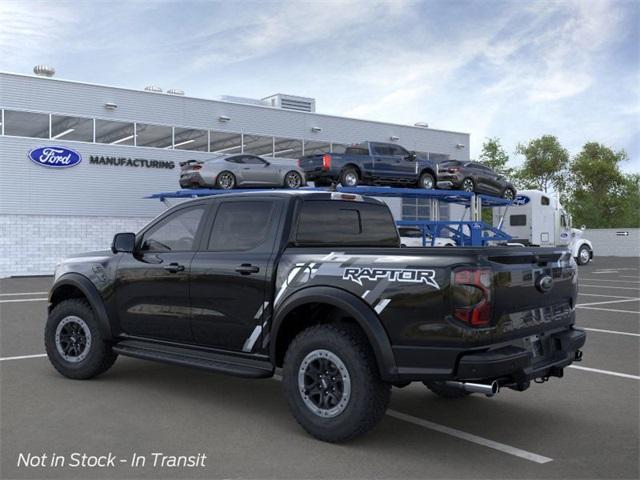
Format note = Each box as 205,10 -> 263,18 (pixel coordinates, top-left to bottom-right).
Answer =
493,190 -> 594,265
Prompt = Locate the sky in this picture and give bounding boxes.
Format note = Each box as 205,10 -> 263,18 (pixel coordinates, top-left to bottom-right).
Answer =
1,0 -> 638,172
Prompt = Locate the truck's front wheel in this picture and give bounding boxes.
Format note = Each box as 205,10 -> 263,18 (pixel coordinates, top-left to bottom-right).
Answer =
283,324 -> 391,442
45,299 -> 117,379
576,244 -> 592,265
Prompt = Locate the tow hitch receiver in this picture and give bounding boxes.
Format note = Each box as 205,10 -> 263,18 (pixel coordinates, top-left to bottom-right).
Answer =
575,349 -> 583,362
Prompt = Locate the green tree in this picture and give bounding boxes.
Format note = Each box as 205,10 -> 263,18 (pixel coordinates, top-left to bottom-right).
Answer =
515,135 -> 569,193
479,137 -> 513,176
565,142 -> 638,228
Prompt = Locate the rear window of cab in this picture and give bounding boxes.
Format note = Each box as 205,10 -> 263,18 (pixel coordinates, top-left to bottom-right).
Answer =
295,200 -> 399,247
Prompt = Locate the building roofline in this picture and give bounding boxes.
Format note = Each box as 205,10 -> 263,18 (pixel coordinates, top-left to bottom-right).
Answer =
0,71 -> 470,137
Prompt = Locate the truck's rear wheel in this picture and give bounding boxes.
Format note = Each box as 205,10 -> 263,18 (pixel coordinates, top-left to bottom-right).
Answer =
283,324 -> 391,442
340,168 -> 359,187
45,299 -> 117,379
423,381 -> 471,399
419,172 -> 435,190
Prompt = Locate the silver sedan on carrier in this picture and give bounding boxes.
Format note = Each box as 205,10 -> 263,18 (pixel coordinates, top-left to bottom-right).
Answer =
179,154 -> 306,190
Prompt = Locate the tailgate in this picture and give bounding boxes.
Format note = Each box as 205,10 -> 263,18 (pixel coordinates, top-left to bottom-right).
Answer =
297,154 -> 325,172
487,249 -> 577,332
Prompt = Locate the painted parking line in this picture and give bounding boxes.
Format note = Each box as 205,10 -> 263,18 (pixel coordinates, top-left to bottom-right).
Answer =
580,278 -> 640,284
577,298 -> 640,307
386,409 -> 553,464
578,293 -> 637,299
0,292 -> 48,296
579,284 -> 640,291
577,306 -> 640,314
0,297 -> 47,304
0,353 -> 47,362
582,327 -> 640,338
568,365 -> 640,380
272,374 -> 550,463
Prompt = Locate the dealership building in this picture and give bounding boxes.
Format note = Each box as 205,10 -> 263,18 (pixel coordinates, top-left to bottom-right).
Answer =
0,70 -> 470,277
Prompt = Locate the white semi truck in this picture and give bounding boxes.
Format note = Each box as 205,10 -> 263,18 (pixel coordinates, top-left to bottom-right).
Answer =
493,190 -> 594,265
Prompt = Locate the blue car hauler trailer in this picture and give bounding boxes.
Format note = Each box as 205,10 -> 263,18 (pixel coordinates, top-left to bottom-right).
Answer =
147,186 -> 513,247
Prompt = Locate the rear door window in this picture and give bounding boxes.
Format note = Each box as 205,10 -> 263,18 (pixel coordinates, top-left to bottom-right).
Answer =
296,200 -> 399,246
207,201 -> 276,252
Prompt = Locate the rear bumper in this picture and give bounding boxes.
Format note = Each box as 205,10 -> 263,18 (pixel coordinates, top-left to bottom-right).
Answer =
179,172 -> 209,188
390,327 -> 586,384
303,169 -> 339,182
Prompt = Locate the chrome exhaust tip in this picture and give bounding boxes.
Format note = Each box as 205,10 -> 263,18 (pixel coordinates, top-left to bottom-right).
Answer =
445,380 -> 500,397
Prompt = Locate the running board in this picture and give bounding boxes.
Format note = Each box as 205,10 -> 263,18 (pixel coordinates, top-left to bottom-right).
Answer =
113,339 -> 274,378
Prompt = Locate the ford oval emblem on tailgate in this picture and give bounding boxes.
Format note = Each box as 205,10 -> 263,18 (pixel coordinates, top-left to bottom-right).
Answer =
28,146 -> 82,168
536,274 -> 553,293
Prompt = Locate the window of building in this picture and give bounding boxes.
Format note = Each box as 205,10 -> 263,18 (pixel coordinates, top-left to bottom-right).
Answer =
429,153 -> 450,163
135,123 -> 173,148
173,127 -> 208,151
402,198 -> 430,221
95,119 -> 135,145
510,215 -> 527,226
273,137 -> 303,159
141,206 -> 206,252
303,141 -> 331,156
208,201 -> 275,251
243,134 -> 274,156
331,143 -> 348,154
3,110 -> 49,138
210,131 -> 243,154
51,114 -> 93,142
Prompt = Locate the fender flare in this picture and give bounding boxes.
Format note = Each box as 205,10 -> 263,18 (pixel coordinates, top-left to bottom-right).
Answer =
49,273 -> 113,340
571,239 -> 593,258
270,286 -> 397,380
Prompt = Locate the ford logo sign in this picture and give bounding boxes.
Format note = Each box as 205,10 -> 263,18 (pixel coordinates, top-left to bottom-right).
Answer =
535,274 -> 553,293
513,195 -> 530,206
28,146 -> 82,168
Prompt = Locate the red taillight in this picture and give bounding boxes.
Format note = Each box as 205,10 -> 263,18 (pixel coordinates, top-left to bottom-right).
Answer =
297,159 -> 301,167
451,267 -> 492,327
192,165 -> 202,170
322,154 -> 332,171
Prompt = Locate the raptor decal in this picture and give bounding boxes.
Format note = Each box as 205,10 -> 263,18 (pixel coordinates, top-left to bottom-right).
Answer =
342,267 -> 440,289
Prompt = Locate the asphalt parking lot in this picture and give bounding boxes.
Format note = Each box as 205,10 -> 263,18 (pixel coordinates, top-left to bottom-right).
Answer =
1,257 -> 638,479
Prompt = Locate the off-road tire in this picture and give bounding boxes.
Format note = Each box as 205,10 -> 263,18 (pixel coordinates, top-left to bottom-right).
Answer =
423,381 -> 471,399
339,167 -> 359,187
283,324 -> 391,442
45,299 -> 117,379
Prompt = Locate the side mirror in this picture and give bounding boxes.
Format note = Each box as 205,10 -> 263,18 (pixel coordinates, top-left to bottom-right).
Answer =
407,151 -> 417,161
111,232 -> 136,253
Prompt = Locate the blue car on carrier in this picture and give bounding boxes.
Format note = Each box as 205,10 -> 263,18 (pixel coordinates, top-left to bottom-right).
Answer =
298,141 -> 439,189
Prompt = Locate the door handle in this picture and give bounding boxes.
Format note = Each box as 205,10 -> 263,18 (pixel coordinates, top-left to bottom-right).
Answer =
163,262 -> 185,273
235,264 -> 260,275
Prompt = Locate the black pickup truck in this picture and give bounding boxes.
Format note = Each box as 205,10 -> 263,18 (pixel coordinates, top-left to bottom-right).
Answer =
46,191 -> 585,442
298,141 -> 439,189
